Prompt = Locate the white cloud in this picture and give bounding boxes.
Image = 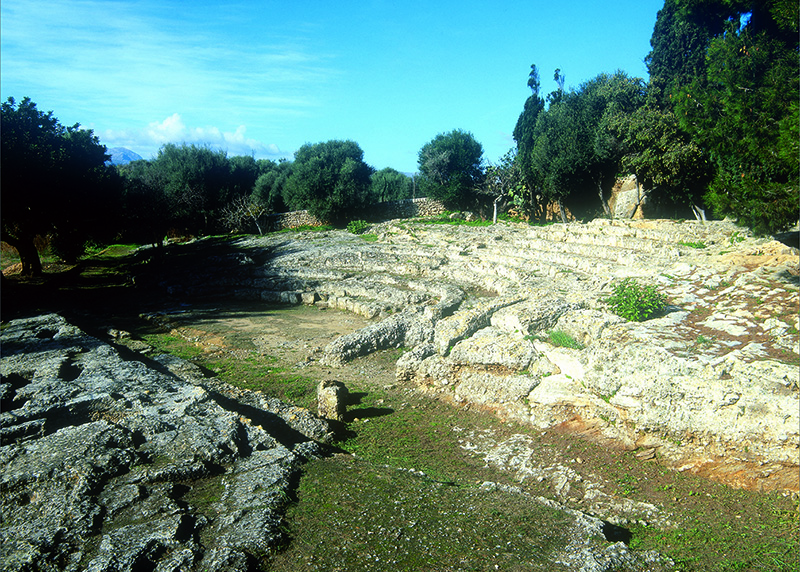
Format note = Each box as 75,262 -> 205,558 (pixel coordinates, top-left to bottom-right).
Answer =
1,0 -> 334,154
101,114 -> 287,160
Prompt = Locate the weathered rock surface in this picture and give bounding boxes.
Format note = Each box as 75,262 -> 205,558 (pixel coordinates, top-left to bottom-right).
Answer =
1,315 -> 674,572
317,379 -> 348,421
147,218 -> 799,492
0,313 -> 333,572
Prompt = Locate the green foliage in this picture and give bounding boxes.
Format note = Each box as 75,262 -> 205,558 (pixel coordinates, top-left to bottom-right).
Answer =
370,167 -> 414,202
513,65 -> 547,213
485,148 -> 530,215
417,129 -> 484,210
252,159 -> 291,213
606,278 -> 667,322
678,240 -> 706,249
284,140 -> 374,225
649,0 -> 799,234
1,96 -> 118,275
152,143 -> 235,235
645,0 -> 731,108
547,330 -> 584,350
347,220 -> 370,235
523,70 -> 646,221
603,105 -> 712,213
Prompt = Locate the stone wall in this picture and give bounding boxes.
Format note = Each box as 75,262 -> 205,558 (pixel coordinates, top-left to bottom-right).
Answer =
261,210 -> 327,232
259,198 -> 447,232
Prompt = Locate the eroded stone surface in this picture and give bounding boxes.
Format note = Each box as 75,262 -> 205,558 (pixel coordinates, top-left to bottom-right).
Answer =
0,314 -> 332,572
148,218 -> 799,491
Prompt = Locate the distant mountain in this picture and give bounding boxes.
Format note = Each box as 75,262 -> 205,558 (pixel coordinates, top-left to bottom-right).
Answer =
107,147 -> 143,165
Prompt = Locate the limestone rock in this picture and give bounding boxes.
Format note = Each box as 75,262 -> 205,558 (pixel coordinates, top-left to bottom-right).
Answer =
433,296 -> 522,355
317,380 -> 348,421
139,217 -> 798,492
449,326 -> 537,370
0,314 -> 332,571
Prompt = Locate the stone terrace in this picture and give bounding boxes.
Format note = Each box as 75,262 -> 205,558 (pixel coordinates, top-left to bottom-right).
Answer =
152,217 -> 799,492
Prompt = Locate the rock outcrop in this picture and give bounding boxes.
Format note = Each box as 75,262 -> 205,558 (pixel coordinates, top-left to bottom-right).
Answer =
1,313 -> 675,572
0,314 -> 333,571
145,218 -> 799,492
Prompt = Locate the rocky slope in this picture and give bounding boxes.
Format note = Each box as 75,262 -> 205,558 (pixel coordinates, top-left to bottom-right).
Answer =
147,217 -> 799,492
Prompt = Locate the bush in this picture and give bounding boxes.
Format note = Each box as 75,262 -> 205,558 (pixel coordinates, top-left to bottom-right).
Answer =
606,278 -> 667,322
347,220 -> 370,235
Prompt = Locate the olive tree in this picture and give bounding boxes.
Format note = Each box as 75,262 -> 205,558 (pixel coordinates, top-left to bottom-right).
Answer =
417,129 -> 484,210
1,97 -> 116,275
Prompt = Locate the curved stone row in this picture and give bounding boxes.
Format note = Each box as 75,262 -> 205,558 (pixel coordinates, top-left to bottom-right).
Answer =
149,217 -> 799,491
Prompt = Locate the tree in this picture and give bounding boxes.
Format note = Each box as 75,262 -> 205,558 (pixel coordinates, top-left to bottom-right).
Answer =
252,159 -> 291,214
283,140 -> 374,224
1,97 -> 114,276
485,149 -> 527,222
227,154 -> 262,198
645,0 -> 799,234
513,64 -> 547,217
671,0 -> 799,234
605,104 -> 713,219
645,0 -> 731,108
221,195 -> 266,235
417,129 -> 485,210
370,168 -> 413,203
118,159 -> 171,247
152,143 -> 233,235
529,98 -> 584,222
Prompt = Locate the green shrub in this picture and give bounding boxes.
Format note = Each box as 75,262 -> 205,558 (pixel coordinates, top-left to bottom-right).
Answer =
606,278 -> 667,322
347,220 -> 370,235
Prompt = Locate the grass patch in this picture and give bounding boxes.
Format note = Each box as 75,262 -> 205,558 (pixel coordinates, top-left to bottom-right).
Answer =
274,224 -> 336,234
629,494 -> 799,572
525,330 -> 584,350
678,240 -> 707,249
209,355 -> 317,409
360,233 -> 379,242
141,333 -> 206,361
268,455 -> 578,572
139,332 -> 318,409
418,212 -> 493,227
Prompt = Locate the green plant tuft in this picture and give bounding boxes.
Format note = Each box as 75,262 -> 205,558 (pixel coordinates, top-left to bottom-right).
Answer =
347,220 -> 370,234
606,278 -> 667,322
678,240 -> 707,249
547,330 -> 584,350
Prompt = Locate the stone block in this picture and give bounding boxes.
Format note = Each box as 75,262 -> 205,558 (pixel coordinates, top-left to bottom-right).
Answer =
317,380 -> 348,422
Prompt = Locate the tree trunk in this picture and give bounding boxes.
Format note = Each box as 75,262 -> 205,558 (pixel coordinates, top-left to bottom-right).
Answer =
6,235 -> 43,277
629,176 -> 651,220
691,204 -> 707,222
597,178 -> 611,218
558,198 -> 568,224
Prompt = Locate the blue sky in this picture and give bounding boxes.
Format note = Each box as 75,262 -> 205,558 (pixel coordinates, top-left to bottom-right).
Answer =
1,0 -> 664,173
